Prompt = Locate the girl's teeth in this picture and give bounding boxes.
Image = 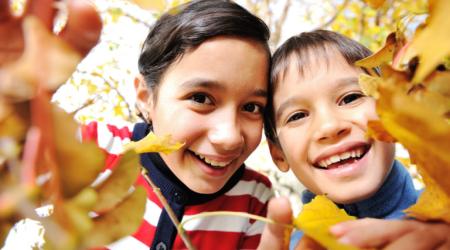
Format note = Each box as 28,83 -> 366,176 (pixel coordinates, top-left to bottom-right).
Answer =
194,152 -> 230,168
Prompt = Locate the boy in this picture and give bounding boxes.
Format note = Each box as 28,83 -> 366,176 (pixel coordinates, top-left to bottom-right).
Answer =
263,30 -> 450,249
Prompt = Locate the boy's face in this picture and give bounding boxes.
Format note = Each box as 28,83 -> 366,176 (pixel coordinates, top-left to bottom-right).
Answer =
136,37 -> 268,194
270,49 -> 395,204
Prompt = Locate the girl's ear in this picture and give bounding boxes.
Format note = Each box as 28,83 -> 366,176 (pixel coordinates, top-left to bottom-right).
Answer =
134,75 -> 154,121
268,140 -> 290,172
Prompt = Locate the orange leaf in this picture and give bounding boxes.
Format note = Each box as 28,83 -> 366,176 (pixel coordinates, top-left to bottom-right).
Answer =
356,32 -> 405,69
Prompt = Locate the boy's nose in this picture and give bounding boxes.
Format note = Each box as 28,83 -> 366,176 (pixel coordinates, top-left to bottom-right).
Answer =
312,113 -> 350,142
208,120 -> 244,152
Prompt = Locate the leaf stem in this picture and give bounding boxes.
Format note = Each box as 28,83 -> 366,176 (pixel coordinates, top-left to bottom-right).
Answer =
141,169 -> 196,250
179,211 -> 295,231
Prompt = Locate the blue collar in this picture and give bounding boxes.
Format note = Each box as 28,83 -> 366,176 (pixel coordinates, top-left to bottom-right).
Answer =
132,122 -> 245,206
301,160 -> 418,219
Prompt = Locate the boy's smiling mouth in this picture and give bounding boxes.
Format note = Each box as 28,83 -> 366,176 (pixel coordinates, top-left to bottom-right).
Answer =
313,143 -> 371,169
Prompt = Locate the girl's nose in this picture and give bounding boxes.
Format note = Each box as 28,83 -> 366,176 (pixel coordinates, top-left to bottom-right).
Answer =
208,119 -> 244,152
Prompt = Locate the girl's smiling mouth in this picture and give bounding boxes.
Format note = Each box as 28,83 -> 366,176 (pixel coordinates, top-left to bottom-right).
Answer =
189,150 -> 235,170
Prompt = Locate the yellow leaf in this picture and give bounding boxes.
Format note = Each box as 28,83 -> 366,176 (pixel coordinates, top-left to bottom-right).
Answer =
0,17 -> 81,100
52,106 -> 105,198
375,82 -> 450,200
93,151 -> 141,213
367,120 -> 397,143
358,73 -> 381,98
81,186 -> 147,248
294,195 -> 358,250
404,0 -> 450,83
356,32 -> 405,69
130,0 -> 166,12
362,0 -> 385,9
124,131 -> 184,155
406,169 -> 450,223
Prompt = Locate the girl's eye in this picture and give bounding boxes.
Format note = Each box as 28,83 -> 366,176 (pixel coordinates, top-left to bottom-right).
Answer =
287,112 -> 308,123
243,103 -> 263,114
190,93 -> 212,105
339,92 -> 364,105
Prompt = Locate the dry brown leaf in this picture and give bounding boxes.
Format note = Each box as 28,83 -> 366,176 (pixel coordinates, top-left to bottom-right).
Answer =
81,186 -> 147,248
403,0 -> 450,83
52,106 -> 105,198
0,17 -> 81,100
93,151 -> 140,213
293,195 -> 358,250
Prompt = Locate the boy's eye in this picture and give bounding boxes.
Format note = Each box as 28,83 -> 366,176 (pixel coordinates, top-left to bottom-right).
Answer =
243,103 -> 263,114
339,93 -> 364,105
190,93 -> 212,105
287,112 -> 308,123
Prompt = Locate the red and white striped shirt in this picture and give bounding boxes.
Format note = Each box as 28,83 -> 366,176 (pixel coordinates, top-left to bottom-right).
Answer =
83,122 -> 273,250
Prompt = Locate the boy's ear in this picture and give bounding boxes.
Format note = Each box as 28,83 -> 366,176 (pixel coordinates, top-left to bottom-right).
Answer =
268,140 -> 290,172
134,75 -> 154,121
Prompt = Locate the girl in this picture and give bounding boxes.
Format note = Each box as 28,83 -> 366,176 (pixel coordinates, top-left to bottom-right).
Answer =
85,1 -> 274,249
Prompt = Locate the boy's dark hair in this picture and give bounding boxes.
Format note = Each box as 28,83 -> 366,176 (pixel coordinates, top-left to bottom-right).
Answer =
264,29 -> 376,144
138,0 -> 270,97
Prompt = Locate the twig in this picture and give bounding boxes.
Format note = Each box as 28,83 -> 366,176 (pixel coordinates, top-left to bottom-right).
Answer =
179,211 -> 294,231
315,0 -> 350,30
141,169 -> 196,250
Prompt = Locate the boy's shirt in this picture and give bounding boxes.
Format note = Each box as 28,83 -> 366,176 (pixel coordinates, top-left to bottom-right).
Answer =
86,121 -> 273,250
290,160 -> 420,249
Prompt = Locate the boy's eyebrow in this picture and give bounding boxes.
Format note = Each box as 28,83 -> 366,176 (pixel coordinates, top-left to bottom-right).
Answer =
274,77 -> 360,122
275,97 -> 298,122
180,78 -> 267,97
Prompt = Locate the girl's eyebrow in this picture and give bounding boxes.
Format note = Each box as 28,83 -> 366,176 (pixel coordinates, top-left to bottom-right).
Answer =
180,78 -> 268,98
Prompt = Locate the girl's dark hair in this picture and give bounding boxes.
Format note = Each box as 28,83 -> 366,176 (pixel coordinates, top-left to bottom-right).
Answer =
138,0 -> 270,95
264,30 -> 377,144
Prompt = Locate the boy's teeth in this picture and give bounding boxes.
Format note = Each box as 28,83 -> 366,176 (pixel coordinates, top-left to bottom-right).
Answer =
317,147 -> 366,169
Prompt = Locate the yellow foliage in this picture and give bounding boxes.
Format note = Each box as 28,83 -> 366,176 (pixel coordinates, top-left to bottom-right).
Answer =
294,195 -> 358,250
131,0 -> 166,12
363,0 -> 386,9
124,131 -> 184,155
356,32 -> 405,69
403,0 -> 450,82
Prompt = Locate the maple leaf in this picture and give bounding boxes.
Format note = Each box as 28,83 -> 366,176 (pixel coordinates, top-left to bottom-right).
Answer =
293,195 -> 358,250
0,17 -> 81,100
124,131 -> 184,155
403,0 -> 450,83
356,32 -> 405,69
358,73 -> 382,98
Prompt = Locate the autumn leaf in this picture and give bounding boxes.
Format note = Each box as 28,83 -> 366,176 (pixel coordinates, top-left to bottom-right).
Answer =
356,32 -> 406,70
130,0 -> 167,12
358,73 -> 381,98
0,17 -> 81,100
124,131 -> 184,155
375,81 -> 450,202
52,106 -> 105,198
406,168 -> 450,223
93,151 -> 141,213
403,0 -> 450,83
81,186 -> 147,248
293,195 -> 358,250
367,120 -> 397,143
362,0 -> 385,9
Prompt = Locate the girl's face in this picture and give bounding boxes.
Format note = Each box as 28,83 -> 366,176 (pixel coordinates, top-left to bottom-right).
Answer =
270,49 -> 395,204
136,37 -> 269,194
